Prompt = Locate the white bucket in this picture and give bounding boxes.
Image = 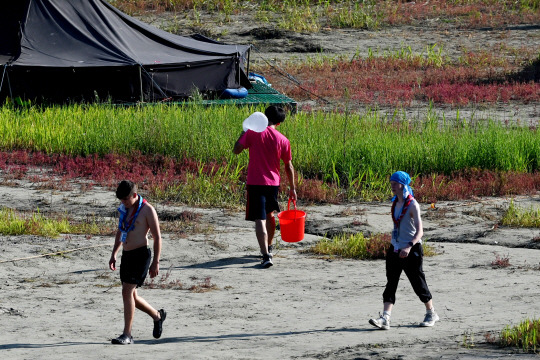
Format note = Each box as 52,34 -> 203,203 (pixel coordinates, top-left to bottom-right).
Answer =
242,112 -> 268,132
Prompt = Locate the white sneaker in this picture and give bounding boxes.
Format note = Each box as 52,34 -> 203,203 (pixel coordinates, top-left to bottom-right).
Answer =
420,311 -> 439,327
369,313 -> 390,330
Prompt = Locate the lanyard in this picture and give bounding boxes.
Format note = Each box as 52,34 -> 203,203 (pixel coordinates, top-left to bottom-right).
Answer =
391,194 -> 413,229
118,195 -> 146,233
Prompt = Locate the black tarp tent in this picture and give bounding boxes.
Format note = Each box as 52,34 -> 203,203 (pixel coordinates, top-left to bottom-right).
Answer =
0,0 -> 251,103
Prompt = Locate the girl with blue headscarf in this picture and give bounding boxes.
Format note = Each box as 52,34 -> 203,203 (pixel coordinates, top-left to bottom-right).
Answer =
369,171 -> 439,330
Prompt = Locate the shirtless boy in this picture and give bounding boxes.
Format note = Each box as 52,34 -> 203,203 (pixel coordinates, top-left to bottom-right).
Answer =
109,180 -> 166,345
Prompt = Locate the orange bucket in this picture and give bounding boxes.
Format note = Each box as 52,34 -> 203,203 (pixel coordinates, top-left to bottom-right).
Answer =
278,200 -> 306,242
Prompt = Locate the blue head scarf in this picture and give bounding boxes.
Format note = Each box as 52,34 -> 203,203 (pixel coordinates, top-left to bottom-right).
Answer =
390,171 -> 414,201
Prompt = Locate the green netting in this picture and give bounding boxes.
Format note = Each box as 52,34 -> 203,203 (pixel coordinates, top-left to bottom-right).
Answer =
114,83 -> 297,111
199,83 -> 296,111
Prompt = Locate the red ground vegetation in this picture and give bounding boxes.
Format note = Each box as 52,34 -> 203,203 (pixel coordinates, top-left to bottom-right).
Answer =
263,50 -> 540,107
0,151 -> 537,204
0,150 -> 233,194
414,168 -> 540,203
378,0 -> 540,28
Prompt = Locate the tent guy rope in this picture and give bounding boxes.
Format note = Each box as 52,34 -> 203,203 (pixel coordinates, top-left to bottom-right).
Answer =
0,243 -> 110,264
252,46 -> 332,105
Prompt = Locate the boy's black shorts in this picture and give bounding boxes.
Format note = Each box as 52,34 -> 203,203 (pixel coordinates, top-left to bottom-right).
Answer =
120,246 -> 151,287
246,185 -> 280,221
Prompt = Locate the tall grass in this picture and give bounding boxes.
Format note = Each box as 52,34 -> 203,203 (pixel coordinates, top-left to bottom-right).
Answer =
151,163 -> 246,206
0,103 -> 248,160
0,104 -> 539,190
288,108 -> 540,185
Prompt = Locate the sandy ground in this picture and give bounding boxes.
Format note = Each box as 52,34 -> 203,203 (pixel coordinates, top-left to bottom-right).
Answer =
1,182 -> 540,359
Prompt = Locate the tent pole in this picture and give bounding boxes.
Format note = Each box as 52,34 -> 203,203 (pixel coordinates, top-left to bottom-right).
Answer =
139,65 -> 144,103
140,66 -> 168,100
0,65 -> 6,94
6,67 -> 13,100
246,46 -> 251,77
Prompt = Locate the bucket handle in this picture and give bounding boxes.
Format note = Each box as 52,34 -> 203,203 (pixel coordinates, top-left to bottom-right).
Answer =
287,199 -> 297,211
287,199 -> 299,220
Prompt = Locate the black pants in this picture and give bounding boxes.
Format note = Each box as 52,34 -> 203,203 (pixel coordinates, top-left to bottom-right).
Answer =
382,243 -> 432,304
120,246 -> 151,288
245,185 -> 280,221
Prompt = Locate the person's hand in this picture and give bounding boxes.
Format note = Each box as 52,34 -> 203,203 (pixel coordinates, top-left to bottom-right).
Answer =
109,255 -> 116,271
289,188 -> 297,202
149,261 -> 159,278
399,247 -> 411,258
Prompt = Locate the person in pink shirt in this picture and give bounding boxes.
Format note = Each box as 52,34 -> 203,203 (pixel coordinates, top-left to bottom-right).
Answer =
233,106 -> 297,268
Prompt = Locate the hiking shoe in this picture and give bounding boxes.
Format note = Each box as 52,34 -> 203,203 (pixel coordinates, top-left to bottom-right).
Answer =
268,245 -> 274,257
111,334 -> 133,345
369,313 -> 390,330
153,309 -> 167,339
420,311 -> 440,327
261,254 -> 273,268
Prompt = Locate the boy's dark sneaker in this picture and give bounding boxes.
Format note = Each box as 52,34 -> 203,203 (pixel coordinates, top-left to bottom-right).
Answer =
153,309 -> 167,339
261,254 -> 273,268
268,245 -> 274,257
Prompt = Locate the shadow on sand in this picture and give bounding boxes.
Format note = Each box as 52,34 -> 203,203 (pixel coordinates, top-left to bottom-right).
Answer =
175,255 -> 262,270
136,326 -> 369,345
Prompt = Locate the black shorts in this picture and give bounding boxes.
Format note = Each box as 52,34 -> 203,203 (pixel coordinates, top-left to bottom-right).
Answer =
246,185 -> 280,221
120,246 -> 151,288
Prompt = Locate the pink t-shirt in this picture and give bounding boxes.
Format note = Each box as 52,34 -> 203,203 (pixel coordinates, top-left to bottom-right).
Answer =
238,127 -> 292,186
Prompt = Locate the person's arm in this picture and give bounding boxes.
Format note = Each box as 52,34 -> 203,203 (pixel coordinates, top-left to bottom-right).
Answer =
232,131 -> 246,154
109,230 -> 122,271
284,160 -> 297,201
147,206 -> 162,278
399,201 -> 423,258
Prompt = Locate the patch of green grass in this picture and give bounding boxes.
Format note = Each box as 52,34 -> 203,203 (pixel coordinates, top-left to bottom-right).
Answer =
0,208 -> 70,238
329,2 -> 381,30
501,200 -> 540,228
277,3 -> 321,32
422,242 -> 438,257
500,318 -> 540,353
307,232 -> 437,260
462,329 -> 475,349
0,208 -> 115,238
307,232 -> 388,259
